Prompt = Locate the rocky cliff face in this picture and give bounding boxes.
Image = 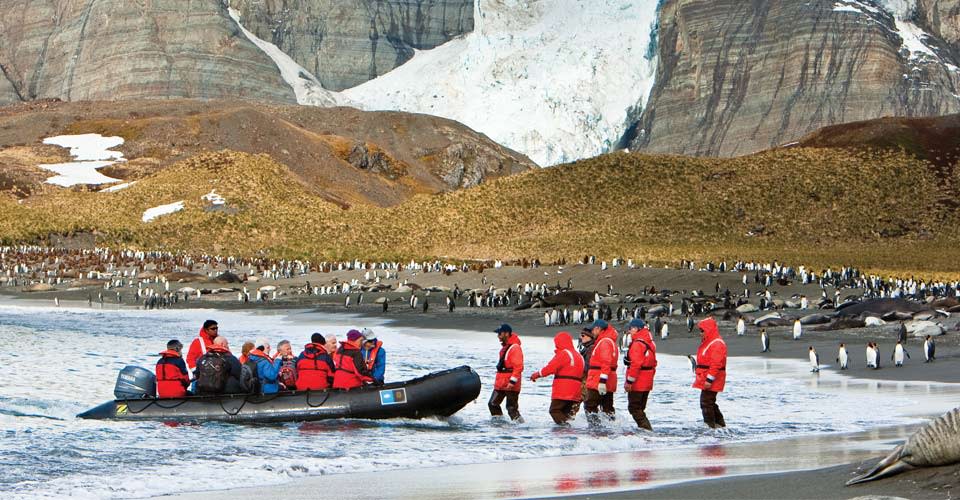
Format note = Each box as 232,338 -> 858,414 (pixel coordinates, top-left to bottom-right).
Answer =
629,0 -> 960,157
0,0 -> 297,103
227,0 -> 474,91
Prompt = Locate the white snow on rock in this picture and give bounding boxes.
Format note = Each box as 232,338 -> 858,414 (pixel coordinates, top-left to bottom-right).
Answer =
833,3 -> 864,14
99,181 -> 136,193
39,134 -> 126,187
227,7 -> 352,108
201,189 -> 226,206
343,0 -> 662,166
142,201 -> 185,223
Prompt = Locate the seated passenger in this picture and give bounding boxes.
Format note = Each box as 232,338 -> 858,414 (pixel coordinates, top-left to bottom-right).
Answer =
332,330 -> 373,390
247,338 -> 282,394
194,336 -> 244,395
156,340 -> 190,398
296,333 -> 335,390
276,339 -> 298,390
361,328 -> 386,385
238,341 -> 255,365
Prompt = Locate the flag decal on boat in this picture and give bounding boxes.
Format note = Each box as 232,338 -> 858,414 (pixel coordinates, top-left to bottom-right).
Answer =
380,388 -> 407,406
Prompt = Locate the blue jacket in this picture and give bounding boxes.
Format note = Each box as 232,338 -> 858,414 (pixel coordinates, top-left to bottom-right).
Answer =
361,344 -> 386,384
248,352 -> 282,394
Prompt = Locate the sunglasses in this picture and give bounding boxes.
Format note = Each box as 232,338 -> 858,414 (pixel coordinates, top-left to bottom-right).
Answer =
208,326 -> 219,330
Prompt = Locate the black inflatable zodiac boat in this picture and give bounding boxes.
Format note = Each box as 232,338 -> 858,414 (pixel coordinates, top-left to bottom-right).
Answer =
77,365 -> 481,423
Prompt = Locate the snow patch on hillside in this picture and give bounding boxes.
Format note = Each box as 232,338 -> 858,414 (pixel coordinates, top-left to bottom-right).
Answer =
40,134 -> 125,187
343,0 -> 662,166
142,201 -> 185,223
227,7 -> 352,108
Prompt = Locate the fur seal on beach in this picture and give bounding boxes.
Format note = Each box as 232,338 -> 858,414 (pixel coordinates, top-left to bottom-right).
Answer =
847,407 -> 960,485
837,298 -> 927,318
799,313 -> 832,325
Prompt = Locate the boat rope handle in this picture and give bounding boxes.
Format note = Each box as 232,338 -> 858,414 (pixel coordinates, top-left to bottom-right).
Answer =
306,390 -> 332,408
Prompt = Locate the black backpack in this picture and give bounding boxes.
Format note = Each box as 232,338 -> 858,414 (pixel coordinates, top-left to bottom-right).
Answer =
195,352 -> 230,394
241,359 -> 261,394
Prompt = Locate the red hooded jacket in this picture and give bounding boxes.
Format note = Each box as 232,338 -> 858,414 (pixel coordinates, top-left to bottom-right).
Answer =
532,332 -> 585,401
693,317 -> 727,392
494,333 -> 524,392
585,326 -> 618,391
625,327 -> 657,392
186,328 -> 216,370
296,343 -> 335,390
155,349 -> 190,398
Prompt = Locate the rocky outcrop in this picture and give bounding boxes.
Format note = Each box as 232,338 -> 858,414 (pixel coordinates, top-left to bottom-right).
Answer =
630,0 -> 960,157
918,0 -> 960,55
0,0 -> 296,103
228,0 -> 474,91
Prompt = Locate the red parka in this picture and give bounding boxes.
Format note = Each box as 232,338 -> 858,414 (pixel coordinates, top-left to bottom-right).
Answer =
625,327 -> 657,392
693,317 -> 727,392
186,328 -> 215,370
585,326 -> 619,391
332,340 -> 373,390
494,333 -> 523,392
532,332 -> 585,401
155,349 -> 190,398
296,343 -> 335,390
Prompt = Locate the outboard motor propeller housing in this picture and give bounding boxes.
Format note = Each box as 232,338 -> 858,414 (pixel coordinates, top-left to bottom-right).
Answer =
114,366 -> 157,399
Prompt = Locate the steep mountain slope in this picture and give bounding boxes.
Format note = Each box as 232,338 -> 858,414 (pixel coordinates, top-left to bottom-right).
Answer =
629,0 -> 960,156
0,99 -> 533,207
0,0 -> 297,103
227,0 -> 475,91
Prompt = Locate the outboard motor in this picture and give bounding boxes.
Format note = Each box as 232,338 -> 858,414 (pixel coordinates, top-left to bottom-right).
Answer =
114,366 -> 157,400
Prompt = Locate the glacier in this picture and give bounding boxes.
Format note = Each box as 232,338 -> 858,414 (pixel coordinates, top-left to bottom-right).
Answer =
342,0 -> 663,167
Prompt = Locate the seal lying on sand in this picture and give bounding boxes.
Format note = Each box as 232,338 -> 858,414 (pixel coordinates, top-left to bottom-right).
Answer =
847,407 -> 960,485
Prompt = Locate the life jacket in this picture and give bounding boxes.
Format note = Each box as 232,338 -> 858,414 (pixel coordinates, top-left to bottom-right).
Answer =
533,332 -> 584,401
296,343 -> 334,390
494,333 -> 523,392
247,349 -> 281,394
332,341 -> 371,390
585,326 -> 618,391
186,328 -> 215,370
625,328 -> 657,392
194,347 -> 231,394
155,350 -> 189,398
693,317 -> 727,392
364,340 -> 383,371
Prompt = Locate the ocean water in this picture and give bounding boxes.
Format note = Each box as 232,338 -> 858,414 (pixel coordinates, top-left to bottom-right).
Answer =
0,304 -> 952,499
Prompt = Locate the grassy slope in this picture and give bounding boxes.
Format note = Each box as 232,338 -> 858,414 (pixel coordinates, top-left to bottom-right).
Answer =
1,148 -> 958,278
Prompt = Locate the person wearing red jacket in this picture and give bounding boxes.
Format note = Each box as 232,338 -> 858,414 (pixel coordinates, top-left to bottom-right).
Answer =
332,330 -> 373,390
296,333 -> 335,390
623,319 -> 657,430
584,319 -> 618,422
693,317 -> 727,428
155,339 -> 190,398
489,324 -> 523,421
186,319 -> 219,370
531,332 -> 584,424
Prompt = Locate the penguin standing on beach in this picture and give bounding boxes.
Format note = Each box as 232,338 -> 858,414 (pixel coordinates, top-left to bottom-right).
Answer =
737,317 -> 746,336
874,343 -> 881,369
54,297 -> 60,307
686,314 -> 695,333
686,354 -> 697,373
344,295 -> 351,308
760,329 -> 770,353
793,319 -> 802,340
837,343 -> 849,370
892,341 -> 910,367
866,343 -> 876,368
924,335 -> 936,363
809,346 -> 820,373
660,322 -> 669,340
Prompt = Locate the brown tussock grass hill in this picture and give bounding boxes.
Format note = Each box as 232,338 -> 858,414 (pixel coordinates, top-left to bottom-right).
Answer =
2,147 -> 958,279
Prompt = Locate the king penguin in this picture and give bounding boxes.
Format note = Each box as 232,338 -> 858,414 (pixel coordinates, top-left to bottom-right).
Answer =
837,343 -> 849,370
924,335 -> 936,363
686,354 -> 697,373
660,323 -> 669,340
808,346 -> 820,372
793,319 -> 802,340
760,329 -> 770,353
737,317 -> 746,336
893,341 -> 910,367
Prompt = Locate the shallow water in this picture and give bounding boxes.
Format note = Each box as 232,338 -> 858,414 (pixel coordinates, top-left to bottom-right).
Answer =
0,305 -> 957,499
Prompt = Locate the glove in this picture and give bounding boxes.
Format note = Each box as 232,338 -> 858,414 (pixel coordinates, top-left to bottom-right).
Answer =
624,384 -> 632,392
530,372 -> 540,382
597,383 -> 608,396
